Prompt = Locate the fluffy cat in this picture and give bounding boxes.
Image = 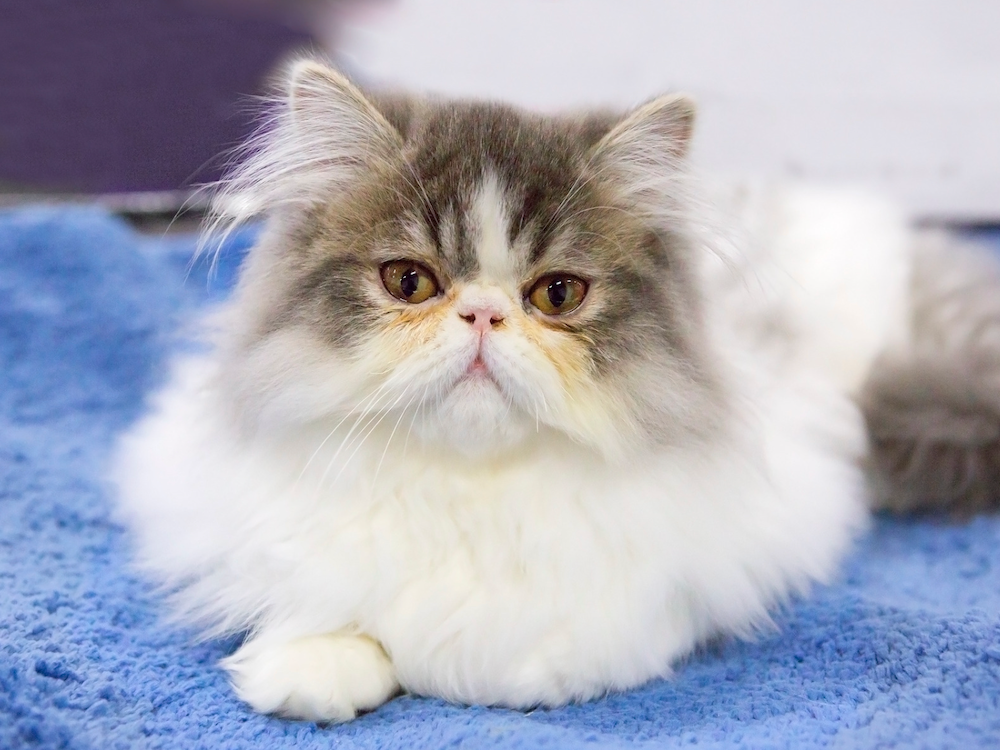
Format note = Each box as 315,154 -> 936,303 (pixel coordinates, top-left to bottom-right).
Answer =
113,59 -> 1000,722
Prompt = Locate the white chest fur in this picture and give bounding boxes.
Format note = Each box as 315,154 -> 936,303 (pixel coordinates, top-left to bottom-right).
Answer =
114,180 -> 905,714
115,340 -> 869,707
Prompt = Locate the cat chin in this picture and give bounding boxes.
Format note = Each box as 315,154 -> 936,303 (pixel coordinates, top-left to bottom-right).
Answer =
414,375 -> 533,457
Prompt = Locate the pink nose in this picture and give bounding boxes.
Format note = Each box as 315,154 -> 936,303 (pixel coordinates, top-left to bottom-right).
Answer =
458,305 -> 506,333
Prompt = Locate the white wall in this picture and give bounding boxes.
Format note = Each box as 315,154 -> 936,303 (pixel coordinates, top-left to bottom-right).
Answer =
324,0 -> 1000,221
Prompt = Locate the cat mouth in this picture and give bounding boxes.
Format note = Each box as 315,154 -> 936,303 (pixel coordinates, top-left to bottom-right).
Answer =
468,355 -> 489,375
461,353 -> 499,385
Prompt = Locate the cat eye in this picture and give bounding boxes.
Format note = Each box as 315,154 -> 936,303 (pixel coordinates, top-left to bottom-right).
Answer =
380,260 -> 440,304
527,274 -> 588,316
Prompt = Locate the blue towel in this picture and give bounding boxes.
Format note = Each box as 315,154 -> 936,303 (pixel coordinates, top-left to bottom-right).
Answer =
1,207 -> 998,750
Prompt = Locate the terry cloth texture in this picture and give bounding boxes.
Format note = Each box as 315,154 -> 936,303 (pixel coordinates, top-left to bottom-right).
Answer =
0,207 -> 998,750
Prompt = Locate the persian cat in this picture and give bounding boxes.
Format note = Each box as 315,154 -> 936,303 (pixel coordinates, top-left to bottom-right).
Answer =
113,59 -> 1000,721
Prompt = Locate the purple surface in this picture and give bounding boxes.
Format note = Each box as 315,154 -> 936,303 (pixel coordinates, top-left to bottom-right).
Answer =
0,0 -> 311,194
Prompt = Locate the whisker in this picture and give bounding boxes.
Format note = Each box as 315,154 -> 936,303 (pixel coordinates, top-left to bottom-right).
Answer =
401,384 -> 429,460
328,386 -> 414,488
297,382 -> 391,483
296,366 -> 414,484
314,377 -> 409,491
369,387 -> 422,499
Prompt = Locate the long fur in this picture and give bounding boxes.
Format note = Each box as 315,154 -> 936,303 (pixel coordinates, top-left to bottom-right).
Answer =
112,59 -> 999,722
863,230 -> 1000,514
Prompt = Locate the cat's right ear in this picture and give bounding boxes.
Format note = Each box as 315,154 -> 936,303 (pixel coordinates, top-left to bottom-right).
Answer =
286,60 -> 402,164
207,60 -> 402,234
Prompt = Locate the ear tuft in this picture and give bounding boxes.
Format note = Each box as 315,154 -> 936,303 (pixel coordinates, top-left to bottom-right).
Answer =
286,61 -> 394,140
205,59 -> 402,245
287,60 -> 354,115
284,59 -> 401,152
588,93 -> 698,223
596,93 -> 697,164
638,94 -> 697,158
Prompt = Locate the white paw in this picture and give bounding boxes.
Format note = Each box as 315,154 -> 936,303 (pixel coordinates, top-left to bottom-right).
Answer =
222,633 -> 399,722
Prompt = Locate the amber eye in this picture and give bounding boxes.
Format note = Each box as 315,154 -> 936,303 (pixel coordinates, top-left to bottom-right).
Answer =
380,260 -> 440,304
527,274 -> 588,316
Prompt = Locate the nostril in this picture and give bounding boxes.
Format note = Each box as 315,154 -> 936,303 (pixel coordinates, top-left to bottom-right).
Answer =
458,310 -> 506,328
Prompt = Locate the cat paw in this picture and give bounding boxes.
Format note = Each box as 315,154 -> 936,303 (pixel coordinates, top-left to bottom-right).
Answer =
223,633 -> 399,722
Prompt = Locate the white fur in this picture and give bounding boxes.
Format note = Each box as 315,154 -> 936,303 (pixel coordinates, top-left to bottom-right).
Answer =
473,174 -> 518,287
112,177 -> 906,718
223,634 -> 398,721
699,181 -> 911,395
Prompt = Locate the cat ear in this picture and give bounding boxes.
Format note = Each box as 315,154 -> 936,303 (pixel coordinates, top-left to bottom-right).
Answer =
286,60 -> 401,160
208,60 -> 402,234
589,94 -> 697,218
595,94 -> 696,164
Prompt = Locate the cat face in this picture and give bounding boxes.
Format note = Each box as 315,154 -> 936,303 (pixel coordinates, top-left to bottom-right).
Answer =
215,61 -> 725,459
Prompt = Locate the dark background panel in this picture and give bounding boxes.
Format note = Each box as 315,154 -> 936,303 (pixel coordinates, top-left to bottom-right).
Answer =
0,0 -> 314,195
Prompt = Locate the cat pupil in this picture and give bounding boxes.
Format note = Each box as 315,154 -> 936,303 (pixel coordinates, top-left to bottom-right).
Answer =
400,268 -> 419,298
548,279 -> 568,308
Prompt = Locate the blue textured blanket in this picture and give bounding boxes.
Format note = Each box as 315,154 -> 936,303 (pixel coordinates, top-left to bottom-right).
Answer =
1,207 -> 998,750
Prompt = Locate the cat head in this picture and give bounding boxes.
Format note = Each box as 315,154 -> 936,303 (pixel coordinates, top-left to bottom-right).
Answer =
211,59 -> 725,460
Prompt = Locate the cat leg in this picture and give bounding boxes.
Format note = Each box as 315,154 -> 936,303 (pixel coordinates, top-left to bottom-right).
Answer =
222,632 -> 399,722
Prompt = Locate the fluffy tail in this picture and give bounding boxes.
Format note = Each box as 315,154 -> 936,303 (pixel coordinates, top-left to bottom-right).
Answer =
862,230 -> 1000,514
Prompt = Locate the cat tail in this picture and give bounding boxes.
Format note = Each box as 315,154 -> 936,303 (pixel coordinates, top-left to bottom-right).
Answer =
862,229 -> 1000,515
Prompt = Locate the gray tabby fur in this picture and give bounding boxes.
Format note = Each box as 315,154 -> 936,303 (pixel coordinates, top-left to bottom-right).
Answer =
863,230 -> 1000,515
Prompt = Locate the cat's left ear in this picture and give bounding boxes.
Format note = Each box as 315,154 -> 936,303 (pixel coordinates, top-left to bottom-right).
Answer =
593,94 -> 696,164
589,95 -> 696,214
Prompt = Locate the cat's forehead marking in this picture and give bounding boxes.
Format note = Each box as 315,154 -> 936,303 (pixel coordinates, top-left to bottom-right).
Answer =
401,102 -> 607,281
471,173 -> 517,287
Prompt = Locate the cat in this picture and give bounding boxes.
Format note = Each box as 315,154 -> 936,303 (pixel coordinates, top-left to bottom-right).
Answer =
112,58 -> 1000,722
